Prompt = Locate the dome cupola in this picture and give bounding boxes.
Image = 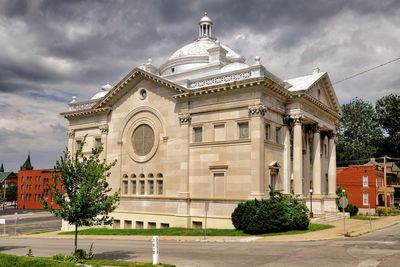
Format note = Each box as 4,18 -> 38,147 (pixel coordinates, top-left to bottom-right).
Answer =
199,12 -> 213,38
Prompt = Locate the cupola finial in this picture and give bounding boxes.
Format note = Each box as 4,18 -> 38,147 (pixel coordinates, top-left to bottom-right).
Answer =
199,12 -> 213,38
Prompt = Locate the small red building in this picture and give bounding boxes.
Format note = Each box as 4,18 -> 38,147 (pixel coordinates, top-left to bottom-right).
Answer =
17,154 -> 61,210
337,164 -> 394,213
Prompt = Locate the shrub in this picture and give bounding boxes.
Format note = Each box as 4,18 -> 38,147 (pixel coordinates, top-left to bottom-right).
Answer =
376,208 -> 385,216
346,204 -> 359,216
231,187 -> 309,234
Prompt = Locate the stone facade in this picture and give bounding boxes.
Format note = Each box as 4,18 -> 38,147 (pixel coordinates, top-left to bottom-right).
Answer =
61,14 -> 342,229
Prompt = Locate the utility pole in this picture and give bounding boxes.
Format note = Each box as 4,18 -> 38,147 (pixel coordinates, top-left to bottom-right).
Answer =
384,156 -> 388,215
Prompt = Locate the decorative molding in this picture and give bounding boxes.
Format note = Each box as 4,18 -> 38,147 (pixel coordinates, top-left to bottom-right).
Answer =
313,124 -> 321,133
178,113 -> 192,125
68,100 -> 97,111
282,114 -> 292,126
291,115 -> 303,125
99,124 -> 109,134
189,71 -> 251,89
248,104 -> 267,117
67,129 -> 75,138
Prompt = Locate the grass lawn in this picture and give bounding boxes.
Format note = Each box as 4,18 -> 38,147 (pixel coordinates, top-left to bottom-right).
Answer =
59,223 -> 333,237
350,215 -> 380,221
0,253 -> 174,267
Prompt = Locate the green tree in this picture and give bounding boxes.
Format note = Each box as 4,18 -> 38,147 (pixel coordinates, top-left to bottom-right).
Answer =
337,98 -> 383,165
0,187 -> 4,209
376,93 -> 400,157
42,137 -> 120,252
5,185 -> 17,203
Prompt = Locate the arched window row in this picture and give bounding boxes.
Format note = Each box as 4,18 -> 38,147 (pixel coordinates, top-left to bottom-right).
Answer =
121,173 -> 164,196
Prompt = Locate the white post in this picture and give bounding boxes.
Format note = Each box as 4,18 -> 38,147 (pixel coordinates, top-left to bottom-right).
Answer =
152,236 -> 159,265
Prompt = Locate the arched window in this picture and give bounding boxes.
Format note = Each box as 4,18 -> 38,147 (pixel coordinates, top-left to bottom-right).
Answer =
157,173 -> 163,195
122,174 -> 128,195
139,174 -> 145,195
148,173 -> 154,195
130,174 -> 137,195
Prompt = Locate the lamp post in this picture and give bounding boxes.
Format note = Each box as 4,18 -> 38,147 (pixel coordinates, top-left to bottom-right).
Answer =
309,188 -> 313,218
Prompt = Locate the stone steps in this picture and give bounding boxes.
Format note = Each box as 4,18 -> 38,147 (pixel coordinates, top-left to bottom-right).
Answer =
311,212 -> 349,224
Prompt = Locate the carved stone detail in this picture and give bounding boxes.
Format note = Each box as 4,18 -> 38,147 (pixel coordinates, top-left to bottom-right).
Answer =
99,124 -> 109,134
282,114 -> 292,126
328,131 -> 335,139
291,115 -> 303,125
189,71 -> 251,89
67,129 -> 75,138
179,113 -> 192,125
312,124 -> 321,133
248,104 -> 267,117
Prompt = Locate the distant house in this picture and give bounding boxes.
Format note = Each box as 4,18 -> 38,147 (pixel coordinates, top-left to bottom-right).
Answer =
0,163 -> 18,188
337,159 -> 398,213
17,154 -> 61,209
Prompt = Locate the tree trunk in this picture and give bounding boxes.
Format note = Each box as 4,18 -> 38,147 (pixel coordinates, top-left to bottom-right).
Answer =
74,224 -> 78,252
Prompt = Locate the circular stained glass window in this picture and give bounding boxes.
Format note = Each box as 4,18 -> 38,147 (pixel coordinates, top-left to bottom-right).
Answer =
132,124 -> 155,156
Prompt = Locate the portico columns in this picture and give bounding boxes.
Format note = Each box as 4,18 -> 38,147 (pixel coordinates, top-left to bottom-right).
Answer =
328,132 -> 336,196
249,104 -> 266,198
292,116 -> 303,196
282,115 -> 291,194
312,124 -> 322,196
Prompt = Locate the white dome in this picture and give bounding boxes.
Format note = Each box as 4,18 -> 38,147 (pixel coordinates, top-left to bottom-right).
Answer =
168,38 -> 243,61
199,12 -> 213,24
91,83 -> 112,100
220,62 -> 250,73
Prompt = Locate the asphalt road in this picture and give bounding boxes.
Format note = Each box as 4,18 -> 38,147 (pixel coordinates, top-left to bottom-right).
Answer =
1,224 -> 400,266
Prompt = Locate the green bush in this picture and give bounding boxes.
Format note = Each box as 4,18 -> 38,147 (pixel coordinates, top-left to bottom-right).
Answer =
339,204 -> 359,216
376,208 -> 385,216
231,188 -> 309,234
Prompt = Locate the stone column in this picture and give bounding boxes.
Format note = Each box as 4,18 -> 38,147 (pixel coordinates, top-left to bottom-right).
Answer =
282,115 -> 291,194
248,104 -> 267,198
178,113 -> 191,198
292,115 -> 303,196
312,124 -> 322,196
328,132 -> 336,196
99,124 -> 108,160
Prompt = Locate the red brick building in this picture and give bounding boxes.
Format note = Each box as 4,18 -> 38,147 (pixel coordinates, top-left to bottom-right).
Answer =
337,164 -> 394,213
17,154 -> 61,209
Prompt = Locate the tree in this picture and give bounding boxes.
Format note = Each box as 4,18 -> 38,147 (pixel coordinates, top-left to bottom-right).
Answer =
376,93 -> 400,157
5,185 -> 17,203
337,98 -> 383,165
42,137 -> 120,252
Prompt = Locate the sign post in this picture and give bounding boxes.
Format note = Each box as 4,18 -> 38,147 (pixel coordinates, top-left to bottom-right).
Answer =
339,195 -> 348,236
152,236 -> 159,265
0,218 -> 5,235
204,202 -> 209,240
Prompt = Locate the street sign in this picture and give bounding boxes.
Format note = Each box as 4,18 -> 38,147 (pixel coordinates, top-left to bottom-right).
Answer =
339,196 -> 348,209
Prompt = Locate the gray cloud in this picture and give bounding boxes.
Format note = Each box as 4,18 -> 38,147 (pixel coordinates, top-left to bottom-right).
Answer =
0,0 -> 399,170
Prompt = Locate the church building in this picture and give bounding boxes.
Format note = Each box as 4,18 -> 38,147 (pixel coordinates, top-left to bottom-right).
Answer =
62,13 -> 342,229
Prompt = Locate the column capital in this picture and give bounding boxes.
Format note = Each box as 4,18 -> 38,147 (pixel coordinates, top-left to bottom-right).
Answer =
282,114 -> 292,126
312,124 -> 321,133
248,104 -> 267,117
328,131 -> 335,139
178,113 -> 191,125
99,124 -> 109,134
67,129 -> 75,138
292,115 -> 303,125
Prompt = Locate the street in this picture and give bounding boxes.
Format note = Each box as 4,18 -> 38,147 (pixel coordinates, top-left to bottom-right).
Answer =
1,223 -> 400,266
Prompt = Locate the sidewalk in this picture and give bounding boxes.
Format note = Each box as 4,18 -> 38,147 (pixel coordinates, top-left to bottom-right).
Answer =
9,215 -> 400,242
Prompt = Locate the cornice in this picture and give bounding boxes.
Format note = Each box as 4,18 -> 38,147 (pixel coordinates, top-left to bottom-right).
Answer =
61,107 -> 112,118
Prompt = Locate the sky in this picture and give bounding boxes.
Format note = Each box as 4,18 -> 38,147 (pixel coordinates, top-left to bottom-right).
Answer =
0,0 -> 399,171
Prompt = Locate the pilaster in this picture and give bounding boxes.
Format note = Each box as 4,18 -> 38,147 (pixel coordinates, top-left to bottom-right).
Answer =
99,124 -> 108,160
178,113 -> 191,198
282,115 -> 291,194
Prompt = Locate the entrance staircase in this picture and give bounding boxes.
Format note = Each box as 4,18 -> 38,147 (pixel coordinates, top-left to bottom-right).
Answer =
311,211 -> 349,224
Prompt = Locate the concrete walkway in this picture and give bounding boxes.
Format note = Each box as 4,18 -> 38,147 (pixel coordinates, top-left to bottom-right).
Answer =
8,215 -> 400,243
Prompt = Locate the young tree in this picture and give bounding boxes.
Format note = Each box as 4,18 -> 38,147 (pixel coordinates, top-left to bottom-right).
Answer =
376,93 -> 400,157
43,137 -> 120,252
337,98 -> 383,165
5,185 -> 17,206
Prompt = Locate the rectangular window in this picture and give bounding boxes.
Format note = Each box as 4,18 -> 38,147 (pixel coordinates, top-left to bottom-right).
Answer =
363,193 -> 369,206
131,180 -> 137,195
76,140 -> 82,150
363,175 -> 369,187
265,124 -> 271,140
95,137 -> 102,147
139,181 -> 145,195
148,180 -> 154,195
136,221 -> 144,229
238,122 -> 249,139
214,124 -> 225,141
124,220 -> 132,229
157,180 -> 163,195
276,127 -> 281,143
193,127 -> 203,142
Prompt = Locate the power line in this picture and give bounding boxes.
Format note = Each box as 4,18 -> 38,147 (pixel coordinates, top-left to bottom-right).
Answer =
332,57 -> 400,85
